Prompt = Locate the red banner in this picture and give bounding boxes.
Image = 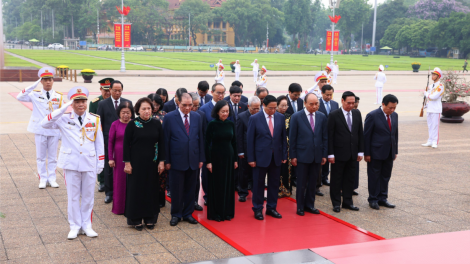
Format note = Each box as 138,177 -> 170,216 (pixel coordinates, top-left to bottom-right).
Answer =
325,31 -> 340,51
114,23 -> 131,48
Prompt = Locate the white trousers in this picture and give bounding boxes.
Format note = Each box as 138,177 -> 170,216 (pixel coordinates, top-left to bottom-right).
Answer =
333,72 -> 338,83
427,113 -> 440,145
235,72 -> 240,81
375,86 -> 383,104
64,170 -> 96,230
253,71 -> 258,82
35,134 -> 59,183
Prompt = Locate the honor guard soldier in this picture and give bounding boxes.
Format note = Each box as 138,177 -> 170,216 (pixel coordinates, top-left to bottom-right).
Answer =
374,65 -> 387,104
215,64 -> 225,86
17,67 -> 65,189
422,67 -> 444,149
256,66 -> 268,88
89,77 -> 113,192
301,71 -> 328,99
216,59 -> 223,75
41,86 -> 104,239
325,64 -> 333,85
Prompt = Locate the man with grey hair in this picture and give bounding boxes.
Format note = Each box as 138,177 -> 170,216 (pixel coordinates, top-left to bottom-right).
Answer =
189,92 -> 206,211
236,96 -> 261,201
255,87 -> 269,108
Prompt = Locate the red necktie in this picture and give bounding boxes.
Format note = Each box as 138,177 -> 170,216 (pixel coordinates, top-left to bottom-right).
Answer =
387,115 -> 391,131
184,114 -> 190,135
268,115 -> 273,136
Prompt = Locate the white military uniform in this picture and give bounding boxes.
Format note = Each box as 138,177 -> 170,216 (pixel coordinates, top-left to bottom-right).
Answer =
424,69 -> 444,147
251,61 -> 259,82
374,65 -> 387,104
16,67 -> 65,187
333,62 -> 339,84
234,61 -> 241,81
215,61 -> 223,75
325,64 -> 333,85
41,86 -> 104,239
301,71 -> 328,99
256,66 -> 268,88
215,69 -> 225,86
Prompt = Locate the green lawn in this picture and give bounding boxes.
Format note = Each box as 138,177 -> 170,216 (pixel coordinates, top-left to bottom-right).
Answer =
6,50 -> 157,70
8,49 -> 467,71
5,53 -> 40,68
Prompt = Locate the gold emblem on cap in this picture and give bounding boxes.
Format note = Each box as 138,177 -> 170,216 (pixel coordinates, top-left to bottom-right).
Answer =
77,88 -> 82,93
105,80 -> 110,84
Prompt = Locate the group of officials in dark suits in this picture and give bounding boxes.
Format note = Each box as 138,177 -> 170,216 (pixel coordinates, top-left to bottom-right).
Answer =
96,77 -> 400,225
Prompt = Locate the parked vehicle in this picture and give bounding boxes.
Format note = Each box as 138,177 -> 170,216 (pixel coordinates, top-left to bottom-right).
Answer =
48,43 -> 64,49
129,45 -> 144,51
227,47 -> 237,53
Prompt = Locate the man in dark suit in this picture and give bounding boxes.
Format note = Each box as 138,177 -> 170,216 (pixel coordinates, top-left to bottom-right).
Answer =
190,92 -> 206,211
290,93 -> 328,216
163,93 -> 204,226
225,86 -> 248,122
197,81 -> 212,106
247,95 -> 287,220
364,94 -> 399,210
236,96 -> 261,201
327,91 -> 364,213
318,84 -> 339,187
286,83 -> 303,115
162,88 -> 188,113
224,81 -> 248,103
97,80 -> 134,203
255,87 -> 269,107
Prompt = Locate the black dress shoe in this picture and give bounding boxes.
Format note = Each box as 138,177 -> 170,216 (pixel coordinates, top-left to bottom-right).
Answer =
159,203 -> 165,208
369,202 -> 380,210
134,225 -> 143,231
225,216 -> 232,221
254,210 -> 264,220
238,196 -> 246,202
145,224 -> 155,230
183,216 -> 198,224
98,184 -> 105,192
296,209 -> 305,216
194,203 -> 203,211
322,179 -> 330,186
378,201 -> 396,208
304,207 -> 320,214
352,190 -> 359,195
342,204 -> 360,211
204,200 -> 207,206
333,206 -> 341,212
266,209 -> 282,219
104,196 -> 112,203
316,191 -> 324,196
170,217 -> 180,226
166,191 -> 171,198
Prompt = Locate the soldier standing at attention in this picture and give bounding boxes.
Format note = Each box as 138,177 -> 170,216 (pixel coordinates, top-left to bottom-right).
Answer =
215,64 -> 225,86
41,87 -> 104,239
256,66 -> 268,88
374,65 -> 387,104
325,64 -> 333,85
16,67 -> 65,189
422,68 -> 444,149
89,78 -> 113,192
251,59 -> 259,83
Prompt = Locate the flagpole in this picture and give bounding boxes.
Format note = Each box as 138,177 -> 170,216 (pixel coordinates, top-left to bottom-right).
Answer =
120,0 -> 126,72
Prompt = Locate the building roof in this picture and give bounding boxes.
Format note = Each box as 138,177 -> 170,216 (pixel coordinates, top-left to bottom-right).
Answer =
168,0 -> 225,10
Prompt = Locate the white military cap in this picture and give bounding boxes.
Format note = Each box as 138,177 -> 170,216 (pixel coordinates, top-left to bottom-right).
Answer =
68,86 -> 89,100
432,67 -> 442,78
315,71 -> 328,82
38,67 -> 55,79
379,65 -> 384,71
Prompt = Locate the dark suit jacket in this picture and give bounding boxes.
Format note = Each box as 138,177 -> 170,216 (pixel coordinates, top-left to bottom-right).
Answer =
327,108 -> 364,161
199,101 -> 233,126
162,98 -> 177,113
97,97 -> 134,137
286,96 -> 304,115
226,100 -> 248,121
364,107 -> 398,160
224,95 -> 248,104
163,110 -> 205,171
246,111 -> 287,167
195,110 -> 207,138
198,94 -> 213,106
236,110 -> 251,155
289,110 -> 328,164
318,99 -> 339,117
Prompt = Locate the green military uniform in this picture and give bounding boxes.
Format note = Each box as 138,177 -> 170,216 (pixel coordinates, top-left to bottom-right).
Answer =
92,78 -> 114,189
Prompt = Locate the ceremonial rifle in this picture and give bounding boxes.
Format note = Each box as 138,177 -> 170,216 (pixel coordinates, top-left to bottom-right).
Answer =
419,66 -> 430,117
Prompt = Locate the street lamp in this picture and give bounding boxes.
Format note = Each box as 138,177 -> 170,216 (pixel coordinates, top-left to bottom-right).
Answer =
329,0 -> 340,66
120,0 -> 125,72
371,0 -> 378,55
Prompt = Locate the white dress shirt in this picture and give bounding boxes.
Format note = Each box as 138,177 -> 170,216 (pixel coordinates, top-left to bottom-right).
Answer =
381,107 -> 392,126
178,108 -> 190,125
328,108 -> 363,158
112,97 -> 121,108
289,96 -> 299,112
304,108 -> 315,128
211,99 -> 217,106
263,109 -> 274,130
321,98 -> 331,114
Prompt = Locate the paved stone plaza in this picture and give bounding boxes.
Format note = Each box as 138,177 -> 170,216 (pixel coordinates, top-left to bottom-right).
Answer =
1,71 -> 470,263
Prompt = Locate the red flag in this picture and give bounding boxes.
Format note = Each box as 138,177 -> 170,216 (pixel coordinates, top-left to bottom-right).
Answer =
116,6 -> 131,16
297,39 -> 300,48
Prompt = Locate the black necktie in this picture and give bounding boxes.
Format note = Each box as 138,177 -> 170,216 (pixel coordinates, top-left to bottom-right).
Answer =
78,116 -> 83,126
234,104 -> 238,118
46,91 -> 50,100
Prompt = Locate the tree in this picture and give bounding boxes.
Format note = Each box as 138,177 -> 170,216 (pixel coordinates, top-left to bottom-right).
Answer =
283,0 -> 312,48
431,12 -> 470,56
407,0 -> 470,20
310,1 -> 331,50
363,0 -> 408,46
174,0 -> 212,46
336,0 -> 371,49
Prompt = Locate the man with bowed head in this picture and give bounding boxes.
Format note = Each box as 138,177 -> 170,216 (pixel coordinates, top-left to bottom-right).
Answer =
289,93 -> 328,216
247,95 -> 287,220
41,86 -> 104,239
163,93 -> 205,226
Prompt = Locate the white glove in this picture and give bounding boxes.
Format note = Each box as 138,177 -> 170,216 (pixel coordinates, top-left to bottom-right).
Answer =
97,168 -> 103,174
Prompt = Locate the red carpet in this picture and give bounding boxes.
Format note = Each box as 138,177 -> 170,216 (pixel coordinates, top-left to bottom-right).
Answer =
173,192 -> 383,255
312,230 -> 470,263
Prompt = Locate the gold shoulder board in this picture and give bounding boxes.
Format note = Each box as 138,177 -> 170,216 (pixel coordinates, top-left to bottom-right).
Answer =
92,97 -> 100,103
89,112 -> 100,117
56,91 -> 63,95
33,89 -> 41,92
